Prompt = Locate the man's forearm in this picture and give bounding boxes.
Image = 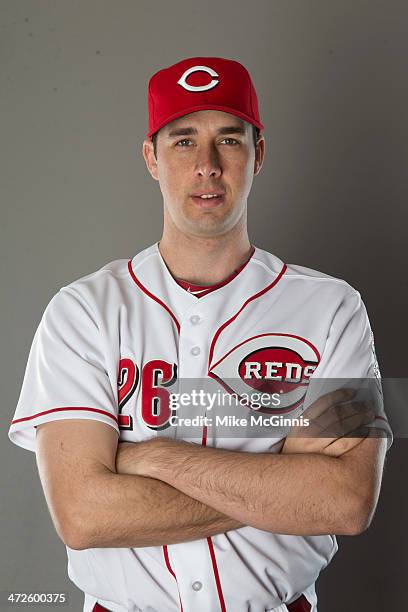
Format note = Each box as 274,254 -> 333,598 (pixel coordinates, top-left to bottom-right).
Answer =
134,438 -> 384,536
73,469 -> 243,549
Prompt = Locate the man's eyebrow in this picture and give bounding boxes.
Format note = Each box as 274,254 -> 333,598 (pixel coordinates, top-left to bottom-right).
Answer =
166,125 -> 247,138
167,127 -> 198,137
217,126 -> 246,136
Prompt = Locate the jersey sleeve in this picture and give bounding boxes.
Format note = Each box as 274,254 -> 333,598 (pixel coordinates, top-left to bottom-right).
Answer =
8,287 -> 119,453
302,288 -> 393,450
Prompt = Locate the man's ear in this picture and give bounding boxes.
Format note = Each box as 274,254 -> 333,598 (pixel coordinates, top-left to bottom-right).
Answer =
142,139 -> 159,181
254,135 -> 265,176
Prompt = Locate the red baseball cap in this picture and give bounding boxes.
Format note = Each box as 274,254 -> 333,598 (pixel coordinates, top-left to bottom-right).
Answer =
147,56 -> 264,139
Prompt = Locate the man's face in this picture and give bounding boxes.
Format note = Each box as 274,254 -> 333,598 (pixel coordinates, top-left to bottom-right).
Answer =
143,110 -> 265,238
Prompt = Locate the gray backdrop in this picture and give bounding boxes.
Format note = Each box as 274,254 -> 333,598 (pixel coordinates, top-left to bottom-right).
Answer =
1,1 -> 407,610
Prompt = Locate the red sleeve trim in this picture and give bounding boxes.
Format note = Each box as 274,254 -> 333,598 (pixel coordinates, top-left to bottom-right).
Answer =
374,415 -> 389,423
11,406 -> 118,425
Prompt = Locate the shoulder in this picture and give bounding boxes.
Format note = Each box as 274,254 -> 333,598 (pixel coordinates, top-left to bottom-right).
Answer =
54,243 -> 158,310
252,245 -> 361,302
63,257 -> 129,291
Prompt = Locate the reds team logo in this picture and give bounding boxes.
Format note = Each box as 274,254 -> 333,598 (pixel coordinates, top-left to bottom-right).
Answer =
177,65 -> 220,92
209,333 -> 320,414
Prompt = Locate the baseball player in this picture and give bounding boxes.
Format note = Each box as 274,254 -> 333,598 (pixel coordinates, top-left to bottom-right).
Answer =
9,57 -> 392,612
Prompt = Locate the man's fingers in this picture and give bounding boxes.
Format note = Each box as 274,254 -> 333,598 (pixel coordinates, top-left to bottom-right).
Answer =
321,436 -> 366,457
313,401 -> 375,437
288,390 -> 375,441
303,388 -> 356,421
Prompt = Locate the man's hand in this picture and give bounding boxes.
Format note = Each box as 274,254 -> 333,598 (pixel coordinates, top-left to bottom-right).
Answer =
281,388 -> 376,457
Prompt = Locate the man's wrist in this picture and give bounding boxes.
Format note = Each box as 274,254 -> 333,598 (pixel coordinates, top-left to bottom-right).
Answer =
140,438 -> 195,480
115,442 -> 138,475
115,437 -> 198,479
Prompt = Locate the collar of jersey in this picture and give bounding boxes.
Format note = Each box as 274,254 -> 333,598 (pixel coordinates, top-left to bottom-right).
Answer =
129,241 -> 286,325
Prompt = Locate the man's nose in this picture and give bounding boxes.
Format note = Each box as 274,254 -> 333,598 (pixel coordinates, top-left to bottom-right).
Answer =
194,145 -> 222,178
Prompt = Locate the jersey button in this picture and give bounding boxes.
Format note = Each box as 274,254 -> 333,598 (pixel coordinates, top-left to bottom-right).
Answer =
192,581 -> 202,591
191,346 -> 201,356
190,314 -> 201,325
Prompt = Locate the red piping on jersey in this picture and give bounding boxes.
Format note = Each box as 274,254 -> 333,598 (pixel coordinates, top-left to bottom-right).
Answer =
206,536 -> 227,612
201,423 -> 208,446
128,260 -> 183,610
163,546 -> 184,612
201,263 -> 287,612
208,371 -> 308,416
175,245 -> 256,298
11,406 -> 118,425
201,414 -> 226,611
127,260 -> 180,334
210,331 -> 321,371
207,263 -> 287,372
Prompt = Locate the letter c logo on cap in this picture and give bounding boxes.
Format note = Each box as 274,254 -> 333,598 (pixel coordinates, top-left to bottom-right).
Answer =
177,65 -> 219,92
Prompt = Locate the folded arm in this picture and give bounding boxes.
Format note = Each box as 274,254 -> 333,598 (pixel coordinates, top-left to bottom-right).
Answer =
125,434 -> 387,536
35,420 -> 243,550
115,388 -> 387,536
35,391 -> 387,549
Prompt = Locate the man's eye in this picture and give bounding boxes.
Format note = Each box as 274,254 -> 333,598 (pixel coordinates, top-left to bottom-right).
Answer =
176,139 -> 193,147
221,138 -> 239,145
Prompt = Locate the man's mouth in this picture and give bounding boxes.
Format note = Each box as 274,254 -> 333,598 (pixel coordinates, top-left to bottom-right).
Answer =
190,192 -> 225,208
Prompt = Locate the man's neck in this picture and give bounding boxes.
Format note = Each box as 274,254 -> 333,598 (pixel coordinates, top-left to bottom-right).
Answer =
158,228 -> 252,287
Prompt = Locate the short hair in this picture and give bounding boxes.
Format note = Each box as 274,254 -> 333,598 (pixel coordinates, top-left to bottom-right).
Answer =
151,124 -> 260,159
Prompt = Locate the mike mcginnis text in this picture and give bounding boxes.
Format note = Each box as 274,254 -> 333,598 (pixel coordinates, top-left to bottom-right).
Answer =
168,415 -> 310,427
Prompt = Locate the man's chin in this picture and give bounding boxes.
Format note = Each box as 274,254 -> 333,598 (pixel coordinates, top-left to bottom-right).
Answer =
171,202 -> 244,238
182,217 -> 237,239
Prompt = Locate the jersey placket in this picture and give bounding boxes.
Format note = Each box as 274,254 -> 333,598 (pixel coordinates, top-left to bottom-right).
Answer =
168,300 -> 225,611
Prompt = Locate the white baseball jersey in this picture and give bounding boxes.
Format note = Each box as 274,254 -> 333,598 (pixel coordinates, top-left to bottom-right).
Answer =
9,242 -> 392,612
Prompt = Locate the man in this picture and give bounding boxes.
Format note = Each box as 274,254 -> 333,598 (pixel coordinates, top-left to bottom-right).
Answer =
9,57 -> 392,612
